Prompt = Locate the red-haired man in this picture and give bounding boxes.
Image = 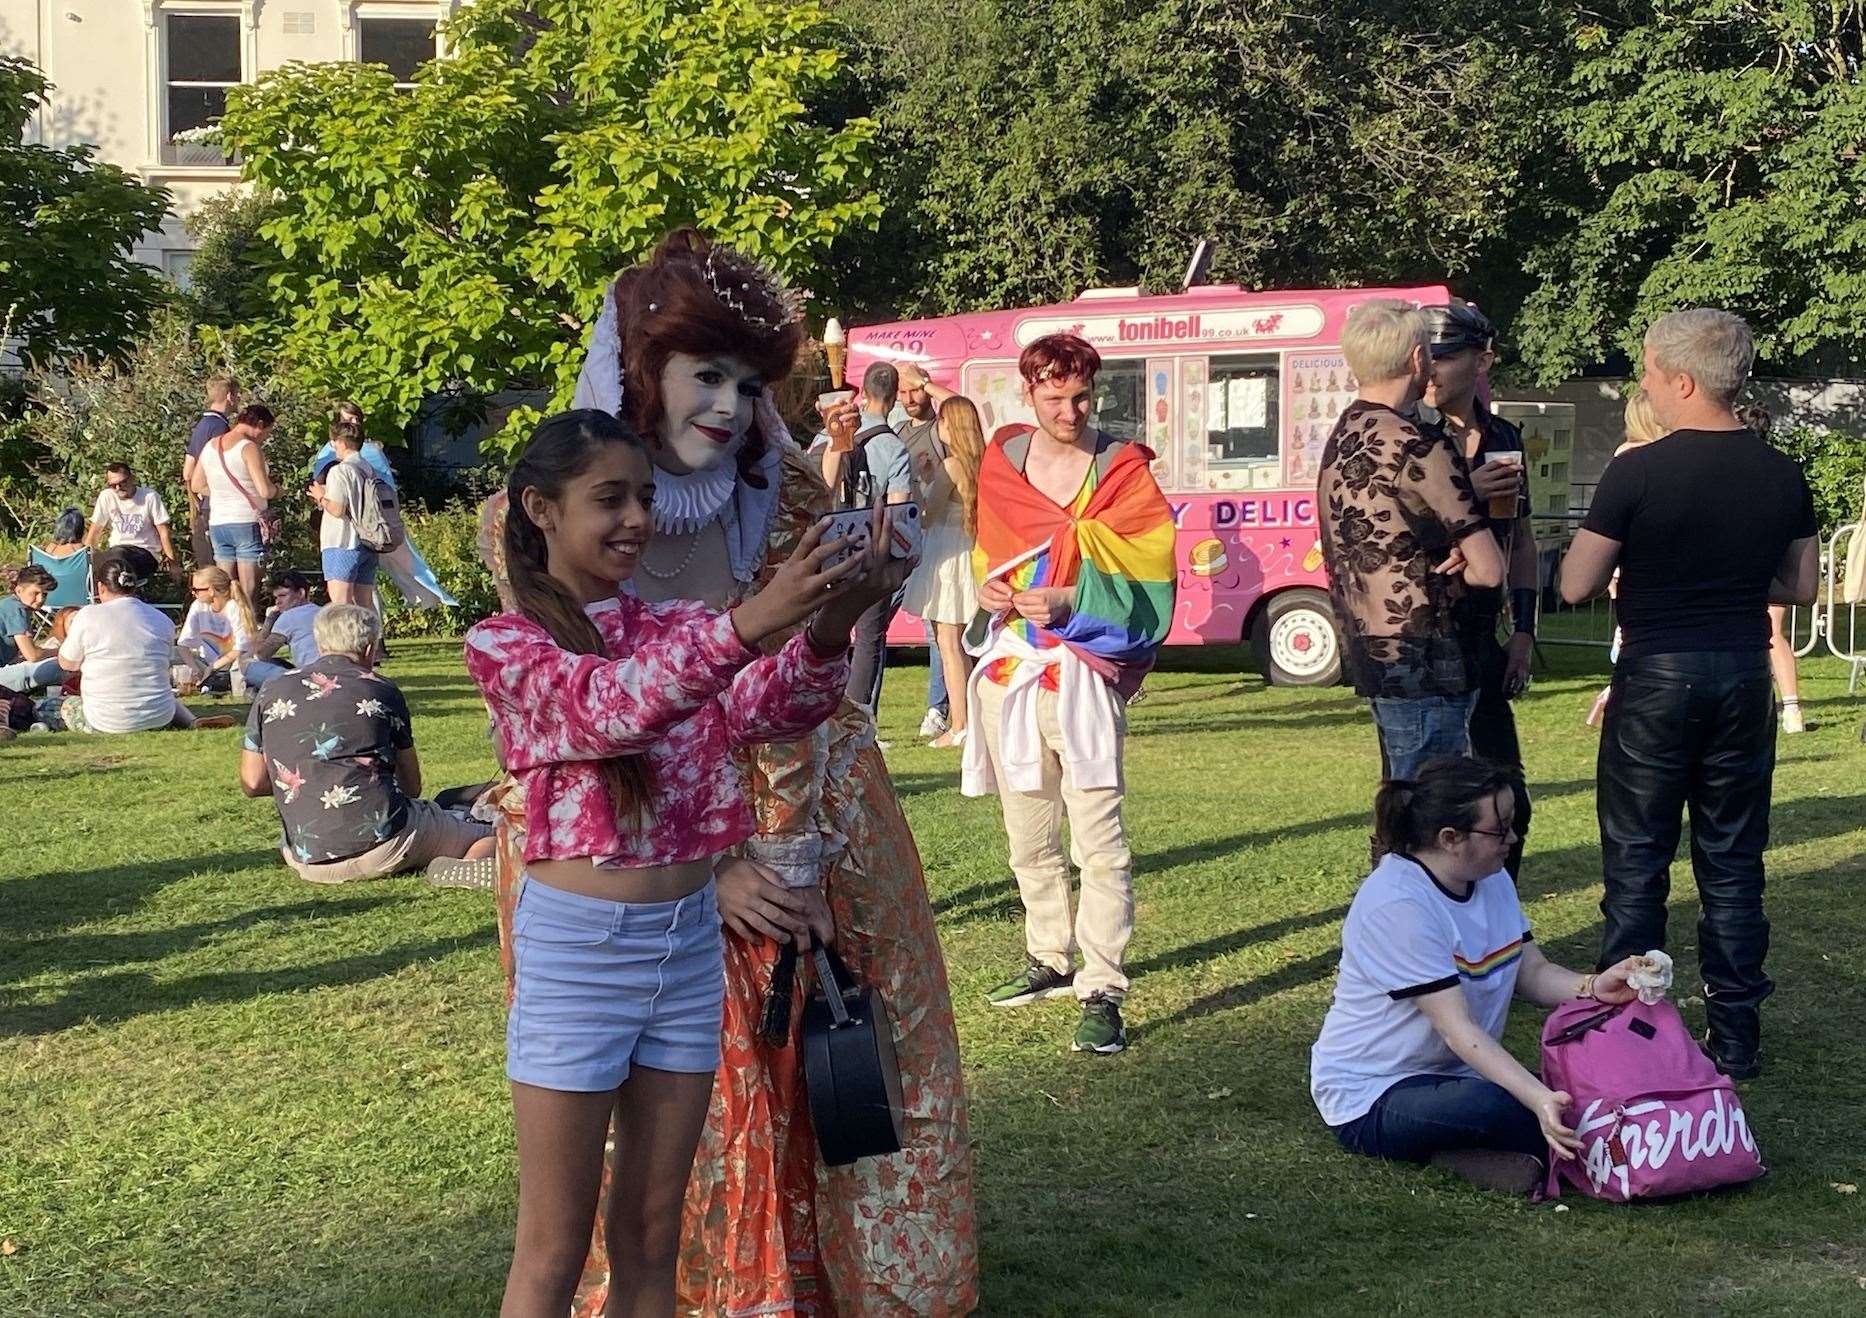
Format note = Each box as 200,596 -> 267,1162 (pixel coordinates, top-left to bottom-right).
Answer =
961,333 -> 1176,1055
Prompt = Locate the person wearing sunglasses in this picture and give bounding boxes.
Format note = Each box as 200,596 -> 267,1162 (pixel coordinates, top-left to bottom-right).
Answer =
86,463 -> 179,579
1310,756 -> 1649,1194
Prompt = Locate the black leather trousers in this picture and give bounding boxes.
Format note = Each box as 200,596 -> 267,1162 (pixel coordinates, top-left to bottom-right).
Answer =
1596,650 -> 1776,1063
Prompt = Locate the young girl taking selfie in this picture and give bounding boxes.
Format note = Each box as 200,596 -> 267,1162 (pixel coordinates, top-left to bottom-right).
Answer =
464,408 -> 909,1318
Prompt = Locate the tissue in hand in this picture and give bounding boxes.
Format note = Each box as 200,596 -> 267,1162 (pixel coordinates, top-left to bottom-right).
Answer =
1626,949 -> 1674,1005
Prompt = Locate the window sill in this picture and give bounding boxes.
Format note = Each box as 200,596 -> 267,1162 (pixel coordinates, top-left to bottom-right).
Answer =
142,162 -> 243,182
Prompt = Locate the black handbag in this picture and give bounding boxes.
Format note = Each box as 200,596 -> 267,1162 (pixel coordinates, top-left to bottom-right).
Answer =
802,943 -> 905,1166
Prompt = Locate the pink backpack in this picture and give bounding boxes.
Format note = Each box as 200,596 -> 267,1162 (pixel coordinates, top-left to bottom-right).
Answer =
1539,998 -> 1765,1201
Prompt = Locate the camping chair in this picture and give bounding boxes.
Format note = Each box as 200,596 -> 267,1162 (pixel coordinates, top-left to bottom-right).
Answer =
29,546 -> 91,609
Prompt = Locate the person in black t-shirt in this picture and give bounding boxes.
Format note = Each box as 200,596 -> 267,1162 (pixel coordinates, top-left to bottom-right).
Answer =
182,375 -> 240,570
1560,308 -> 1818,1080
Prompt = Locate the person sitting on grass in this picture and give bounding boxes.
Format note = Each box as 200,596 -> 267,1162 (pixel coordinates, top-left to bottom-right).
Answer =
55,547 -> 237,734
1,565 -> 66,696
1310,756 -> 1648,1194
244,570 -> 321,689
240,603 -> 495,884
177,566 -> 259,696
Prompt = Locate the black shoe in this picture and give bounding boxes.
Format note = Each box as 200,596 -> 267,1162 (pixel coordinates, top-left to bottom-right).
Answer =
1428,1150 -> 1545,1196
1701,1031 -> 1763,1081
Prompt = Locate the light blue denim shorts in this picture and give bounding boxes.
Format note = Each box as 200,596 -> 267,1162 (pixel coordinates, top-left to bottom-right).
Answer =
506,876 -> 725,1092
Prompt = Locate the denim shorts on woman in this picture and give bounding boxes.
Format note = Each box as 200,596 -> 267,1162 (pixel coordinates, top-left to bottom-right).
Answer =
320,546 -> 379,585
209,521 -> 265,564
507,877 -> 725,1092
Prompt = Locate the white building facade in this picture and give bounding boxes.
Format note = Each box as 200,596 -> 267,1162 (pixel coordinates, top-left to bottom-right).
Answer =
4,0 -> 465,279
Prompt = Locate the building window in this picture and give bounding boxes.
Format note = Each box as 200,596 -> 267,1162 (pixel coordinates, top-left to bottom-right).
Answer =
163,13 -> 241,165
1093,358 -> 1146,442
359,17 -> 438,89
164,250 -> 199,290
1204,354 -> 1280,469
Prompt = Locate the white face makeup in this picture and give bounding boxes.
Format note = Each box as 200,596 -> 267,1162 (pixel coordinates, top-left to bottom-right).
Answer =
654,351 -> 764,475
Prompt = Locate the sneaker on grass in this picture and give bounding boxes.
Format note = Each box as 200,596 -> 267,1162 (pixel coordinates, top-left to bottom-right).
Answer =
986,958 -> 1075,1008
1072,993 -> 1127,1054
426,856 -> 496,891
919,707 -> 950,738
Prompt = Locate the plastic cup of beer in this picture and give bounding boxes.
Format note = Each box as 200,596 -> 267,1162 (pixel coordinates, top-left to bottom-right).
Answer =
817,387 -> 856,414
1486,450 -> 1523,519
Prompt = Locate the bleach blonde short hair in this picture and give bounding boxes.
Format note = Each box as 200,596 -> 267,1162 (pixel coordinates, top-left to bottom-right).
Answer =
1620,389 -> 1664,450
1644,309 -> 1754,407
313,604 -> 381,659
1342,299 -> 1430,385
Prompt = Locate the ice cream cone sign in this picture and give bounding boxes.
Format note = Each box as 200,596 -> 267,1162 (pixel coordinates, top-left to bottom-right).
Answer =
824,317 -> 847,390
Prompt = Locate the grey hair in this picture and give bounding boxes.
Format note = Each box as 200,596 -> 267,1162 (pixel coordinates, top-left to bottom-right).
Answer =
1342,298 -> 1430,385
312,603 -> 381,658
1644,309 -> 1755,407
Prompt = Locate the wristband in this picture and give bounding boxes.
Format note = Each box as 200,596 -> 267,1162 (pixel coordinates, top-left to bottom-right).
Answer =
1511,587 -> 1538,638
1578,972 -> 1597,1001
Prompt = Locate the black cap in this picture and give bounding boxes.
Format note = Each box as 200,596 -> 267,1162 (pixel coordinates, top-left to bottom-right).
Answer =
1424,300 -> 1496,358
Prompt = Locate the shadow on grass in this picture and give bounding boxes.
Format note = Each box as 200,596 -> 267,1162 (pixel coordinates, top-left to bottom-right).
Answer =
6,848 -> 286,939
0,932 -> 486,1036
3,893 -> 414,985
1135,949 -> 1341,1039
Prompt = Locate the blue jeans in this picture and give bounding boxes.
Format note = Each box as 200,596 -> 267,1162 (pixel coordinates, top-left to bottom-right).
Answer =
209,522 -> 265,564
1333,1073 -> 1545,1162
925,617 -> 948,716
1370,691 -> 1478,781
0,655 -> 65,694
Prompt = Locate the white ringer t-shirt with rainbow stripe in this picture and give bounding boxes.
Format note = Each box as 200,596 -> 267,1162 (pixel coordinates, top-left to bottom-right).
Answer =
1310,852 -> 1531,1127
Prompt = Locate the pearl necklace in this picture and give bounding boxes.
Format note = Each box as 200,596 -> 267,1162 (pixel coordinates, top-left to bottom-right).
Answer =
639,526 -> 704,580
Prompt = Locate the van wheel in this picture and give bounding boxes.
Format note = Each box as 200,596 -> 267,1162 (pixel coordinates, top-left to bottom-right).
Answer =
1249,588 -> 1342,687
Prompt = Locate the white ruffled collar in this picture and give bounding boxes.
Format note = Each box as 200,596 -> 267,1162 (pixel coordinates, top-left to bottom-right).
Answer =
650,462 -> 739,536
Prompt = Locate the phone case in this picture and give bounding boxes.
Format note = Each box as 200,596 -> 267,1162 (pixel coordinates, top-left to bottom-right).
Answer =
817,503 -> 921,569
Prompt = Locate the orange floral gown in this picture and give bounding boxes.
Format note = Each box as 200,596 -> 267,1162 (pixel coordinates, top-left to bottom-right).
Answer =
487,450 -> 978,1316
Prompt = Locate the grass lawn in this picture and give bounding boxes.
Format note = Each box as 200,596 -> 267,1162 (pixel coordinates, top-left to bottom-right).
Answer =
4,639 -> 1865,1315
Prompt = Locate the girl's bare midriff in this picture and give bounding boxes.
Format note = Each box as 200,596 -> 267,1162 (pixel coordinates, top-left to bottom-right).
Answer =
527,856 -> 714,905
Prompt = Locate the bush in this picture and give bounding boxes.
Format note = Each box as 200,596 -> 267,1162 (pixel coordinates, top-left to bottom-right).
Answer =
1771,423 -> 1866,538
1,310 -> 330,569
377,499 -> 501,638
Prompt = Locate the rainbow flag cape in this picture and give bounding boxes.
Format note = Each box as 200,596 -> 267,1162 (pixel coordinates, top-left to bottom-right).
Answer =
969,438 -> 1176,689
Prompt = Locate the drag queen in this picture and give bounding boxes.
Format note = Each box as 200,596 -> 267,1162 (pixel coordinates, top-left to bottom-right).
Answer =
482,230 -> 976,1316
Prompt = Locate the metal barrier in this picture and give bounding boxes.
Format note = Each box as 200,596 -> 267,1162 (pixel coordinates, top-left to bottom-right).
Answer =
1528,516 -> 1861,663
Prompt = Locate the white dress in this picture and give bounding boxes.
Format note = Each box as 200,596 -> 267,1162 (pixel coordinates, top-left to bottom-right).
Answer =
903,452 -> 977,625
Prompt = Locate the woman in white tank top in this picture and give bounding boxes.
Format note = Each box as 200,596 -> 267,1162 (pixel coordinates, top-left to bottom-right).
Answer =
188,406 -> 279,597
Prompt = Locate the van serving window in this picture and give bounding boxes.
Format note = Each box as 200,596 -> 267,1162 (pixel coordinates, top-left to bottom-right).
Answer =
1093,359 -> 1145,442
1205,354 -> 1280,471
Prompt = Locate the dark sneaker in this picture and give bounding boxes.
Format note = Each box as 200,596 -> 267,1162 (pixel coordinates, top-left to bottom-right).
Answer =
426,856 -> 496,891
986,960 -> 1075,1008
1072,993 -> 1127,1054
1428,1150 -> 1544,1196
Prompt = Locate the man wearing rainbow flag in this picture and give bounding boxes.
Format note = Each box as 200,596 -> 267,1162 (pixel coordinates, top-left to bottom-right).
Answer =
961,333 -> 1176,1055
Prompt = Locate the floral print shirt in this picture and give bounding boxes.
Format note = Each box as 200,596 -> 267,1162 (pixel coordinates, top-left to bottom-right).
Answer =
242,655 -> 415,864
464,595 -> 848,868
1318,401 -> 1486,698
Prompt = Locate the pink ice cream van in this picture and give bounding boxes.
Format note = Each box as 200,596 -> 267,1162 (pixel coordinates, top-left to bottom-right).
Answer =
852,281 -> 1452,685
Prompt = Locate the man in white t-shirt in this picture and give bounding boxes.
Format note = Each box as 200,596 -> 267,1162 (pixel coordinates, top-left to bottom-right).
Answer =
246,571 -> 323,687
86,464 -> 179,576
309,421 -> 379,610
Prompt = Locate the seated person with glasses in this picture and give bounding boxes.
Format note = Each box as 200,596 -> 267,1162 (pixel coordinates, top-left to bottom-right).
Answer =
1310,756 -> 1649,1194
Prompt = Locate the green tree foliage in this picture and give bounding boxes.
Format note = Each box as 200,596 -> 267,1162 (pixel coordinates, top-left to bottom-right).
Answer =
0,58 -> 174,369
1516,3 -> 1866,382
828,0 -> 1579,325
218,0 -> 880,453
184,189 -> 286,331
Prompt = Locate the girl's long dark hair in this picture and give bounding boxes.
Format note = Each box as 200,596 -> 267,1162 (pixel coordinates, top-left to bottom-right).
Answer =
502,408 -> 655,823
1373,756 -> 1518,855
